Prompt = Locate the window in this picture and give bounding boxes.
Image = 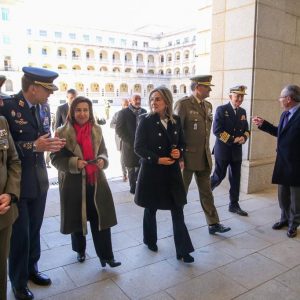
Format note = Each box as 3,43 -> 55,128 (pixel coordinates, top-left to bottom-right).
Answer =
3,35 -> 10,44
143,42 -> 149,48
57,49 -> 62,56
132,40 -> 138,47
28,47 -> 32,54
55,31 -> 62,38
121,39 -> 126,46
109,37 -> 115,44
83,34 -> 89,41
69,33 -> 76,39
42,48 -> 47,55
39,30 -> 47,37
168,41 -> 172,47
176,39 -> 180,45
1,8 -> 9,21
27,28 -> 32,35
96,36 -> 102,43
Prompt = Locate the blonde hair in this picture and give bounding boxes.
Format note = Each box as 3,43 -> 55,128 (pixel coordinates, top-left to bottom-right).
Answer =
149,86 -> 176,123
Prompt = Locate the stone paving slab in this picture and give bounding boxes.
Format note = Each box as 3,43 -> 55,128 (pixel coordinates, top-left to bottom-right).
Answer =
6,172 -> 300,299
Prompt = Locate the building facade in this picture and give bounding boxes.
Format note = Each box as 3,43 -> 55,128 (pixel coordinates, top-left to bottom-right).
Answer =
0,1 -> 198,109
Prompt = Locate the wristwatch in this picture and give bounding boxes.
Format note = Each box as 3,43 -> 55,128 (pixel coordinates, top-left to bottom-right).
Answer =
32,141 -> 37,152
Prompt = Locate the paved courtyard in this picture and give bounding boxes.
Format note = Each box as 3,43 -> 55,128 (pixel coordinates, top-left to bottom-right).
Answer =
6,122 -> 300,300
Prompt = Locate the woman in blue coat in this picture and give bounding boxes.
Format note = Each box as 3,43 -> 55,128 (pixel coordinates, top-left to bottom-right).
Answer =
134,86 -> 194,263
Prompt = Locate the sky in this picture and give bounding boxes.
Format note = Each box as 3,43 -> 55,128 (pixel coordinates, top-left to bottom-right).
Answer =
24,0 -> 200,33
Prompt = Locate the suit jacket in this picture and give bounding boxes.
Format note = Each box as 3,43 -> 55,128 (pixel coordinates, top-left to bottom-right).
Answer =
134,113 -> 186,209
259,106 -> 300,186
115,106 -> 146,167
0,116 -> 21,230
0,91 -> 50,198
213,102 -> 250,162
55,103 -> 69,129
110,110 -> 122,151
174,95 -> 213,171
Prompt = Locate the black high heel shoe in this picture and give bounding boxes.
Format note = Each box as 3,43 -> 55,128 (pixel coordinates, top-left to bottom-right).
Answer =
176,254 -> 194,263
100,259 -> 121,268
77,252 -> 86,263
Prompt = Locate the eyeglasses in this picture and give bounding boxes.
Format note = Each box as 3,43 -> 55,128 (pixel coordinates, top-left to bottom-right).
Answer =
278,96 -> 287,100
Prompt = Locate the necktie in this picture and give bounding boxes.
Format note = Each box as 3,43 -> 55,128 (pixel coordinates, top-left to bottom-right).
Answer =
282,111 -> 290,129
200,101 -> 206,114
30,106 -> 40,128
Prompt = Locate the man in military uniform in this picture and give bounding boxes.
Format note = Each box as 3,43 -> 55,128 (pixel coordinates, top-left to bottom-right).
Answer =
0,116 -> 21,300
210,85 -> 250,216
0,67 -> 66,300
174,75 -> 231,235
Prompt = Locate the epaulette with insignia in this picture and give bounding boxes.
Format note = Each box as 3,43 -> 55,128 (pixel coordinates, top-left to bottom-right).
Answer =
176,96 -> 190,104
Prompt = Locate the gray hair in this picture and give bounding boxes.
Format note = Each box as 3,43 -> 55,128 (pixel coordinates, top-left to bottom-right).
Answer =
283,85 -> 300,102
148,86 -> 175,123
190,82 -> 198,91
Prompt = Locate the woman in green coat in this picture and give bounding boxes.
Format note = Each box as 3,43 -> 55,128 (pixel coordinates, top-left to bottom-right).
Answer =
51,97 -> 120,268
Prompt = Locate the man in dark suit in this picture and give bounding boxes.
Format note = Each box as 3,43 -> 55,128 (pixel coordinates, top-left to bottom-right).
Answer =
253,84 -> 300,238
110,98 -> 129,181
210,85 -> 250,216
54,88 -> 77,129
116,94 -> 146,194
0,67 -> 66,300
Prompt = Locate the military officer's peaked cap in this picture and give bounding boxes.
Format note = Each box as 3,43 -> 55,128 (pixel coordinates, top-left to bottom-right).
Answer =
230,85 -> 247,95
190,75 -> 214,86
22,66 -> 59,91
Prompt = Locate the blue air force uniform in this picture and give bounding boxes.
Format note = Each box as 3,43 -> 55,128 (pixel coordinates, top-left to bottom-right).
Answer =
0,67 -> 57,292
210,86 -> 250,212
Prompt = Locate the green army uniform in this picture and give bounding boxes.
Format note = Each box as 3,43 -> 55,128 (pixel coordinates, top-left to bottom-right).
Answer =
174,76 -> 220,225
0,116 -> 21,300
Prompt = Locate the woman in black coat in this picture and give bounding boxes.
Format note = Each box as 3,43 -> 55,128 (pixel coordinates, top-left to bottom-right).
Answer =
134,86 -> 194,263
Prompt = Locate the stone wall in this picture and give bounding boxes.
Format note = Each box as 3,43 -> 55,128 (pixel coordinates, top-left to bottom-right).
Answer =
209,0 -> 300,193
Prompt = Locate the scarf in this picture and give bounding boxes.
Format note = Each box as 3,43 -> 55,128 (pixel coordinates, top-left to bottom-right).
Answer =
73,122 -> 98,185
128,104 -> 144,125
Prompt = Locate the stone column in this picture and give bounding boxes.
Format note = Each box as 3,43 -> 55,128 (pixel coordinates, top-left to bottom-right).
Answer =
210,0 -> 300,193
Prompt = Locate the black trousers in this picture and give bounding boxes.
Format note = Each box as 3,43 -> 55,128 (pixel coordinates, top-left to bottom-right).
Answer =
71,185 -> 114,260
143,207 -> 194,256
120,150 -> 127,177
278,185 -> 300,228
127,166 -> 139,194
211,159 -> 242,206
9,193 -> 47,289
